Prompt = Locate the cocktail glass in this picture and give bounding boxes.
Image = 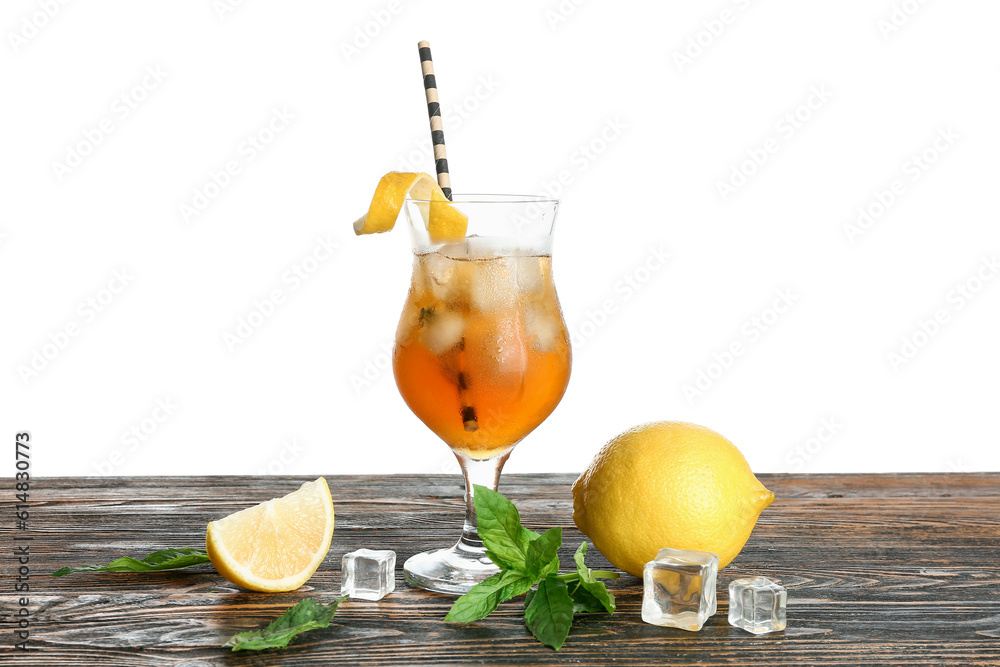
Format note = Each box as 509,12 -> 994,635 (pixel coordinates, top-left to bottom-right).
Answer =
395,195 -> 571,594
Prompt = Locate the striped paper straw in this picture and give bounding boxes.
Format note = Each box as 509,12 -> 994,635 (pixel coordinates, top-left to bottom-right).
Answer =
417,40 -> 452,201
418,40 -> 477,430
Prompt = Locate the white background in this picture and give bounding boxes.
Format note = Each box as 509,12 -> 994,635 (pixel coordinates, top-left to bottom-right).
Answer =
2,0 -> 998,477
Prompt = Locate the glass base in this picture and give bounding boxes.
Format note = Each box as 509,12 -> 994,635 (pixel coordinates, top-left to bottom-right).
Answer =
403,540 -> 500,595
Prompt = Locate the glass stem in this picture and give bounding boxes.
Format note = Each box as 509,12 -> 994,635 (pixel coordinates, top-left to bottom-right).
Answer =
457,451 -> 511,551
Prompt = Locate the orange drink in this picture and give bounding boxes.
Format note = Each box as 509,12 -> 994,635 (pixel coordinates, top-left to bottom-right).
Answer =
394,247 -> 571,460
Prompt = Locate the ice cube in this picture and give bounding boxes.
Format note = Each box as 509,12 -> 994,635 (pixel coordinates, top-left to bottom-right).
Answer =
515,255 -> 544,294
438,240 -> 470,260
417,253 -> 458,304
525,306 -> 563,353
728,576 -> 786,634
468,258 -> 518,311
396,298 -> 424,345
424,252 -> 454,286
420,309 -> 466,354
341,548 -> 396,601
464,236 -> 513,259
642,547 -> 718,631
468,276 -> 502,311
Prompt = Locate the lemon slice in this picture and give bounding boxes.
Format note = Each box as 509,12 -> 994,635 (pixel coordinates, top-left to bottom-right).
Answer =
206,477 -> 334,592
354,171 -> 468,241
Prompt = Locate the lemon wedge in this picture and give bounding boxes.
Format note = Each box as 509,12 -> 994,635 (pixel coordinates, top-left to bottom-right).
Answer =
206,477 -> 334,592
354,171 -> 467,241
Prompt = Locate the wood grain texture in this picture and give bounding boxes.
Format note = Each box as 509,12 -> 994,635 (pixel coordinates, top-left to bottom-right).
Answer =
2,473 -> 999,666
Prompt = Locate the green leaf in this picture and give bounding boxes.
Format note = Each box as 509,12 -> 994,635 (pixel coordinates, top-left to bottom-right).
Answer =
573,541 -> 592,581
572,542 -> 615,613
472,485 -> 539,571
576,579 -> 615,614
567,581 -> 607,613
484,548 -> 518,571
51,547 -> 210,577
524,576 -> 575,650
445,569 -> 534,622
525,527 -> 562,580
223,597 -> 348,651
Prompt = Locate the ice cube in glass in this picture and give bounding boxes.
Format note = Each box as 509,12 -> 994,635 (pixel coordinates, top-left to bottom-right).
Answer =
515,254 -> 544,293
341,548 -> 396,601
642,547 -> 718,631
525,305 -> 561,352
419,309 -> 466,354
728,576 -> 786,634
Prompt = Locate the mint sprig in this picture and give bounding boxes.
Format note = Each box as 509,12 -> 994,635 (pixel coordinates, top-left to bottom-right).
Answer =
51,547 -> 210,577
224,596 -> 348,651
445,485 -> 619,650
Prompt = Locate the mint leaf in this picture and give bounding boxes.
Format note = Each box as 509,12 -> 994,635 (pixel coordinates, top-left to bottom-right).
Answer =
567,582 -> 608,613
472,485 -> 538,571
224,597 -> 347,651
572,542 -> 616,613
445,569 -> 534,622
573,541 -> 592,580
576,579 -> 615,614
484,548 -> 518,570
51,547 -> 210,577
524,527 -> 561,580
524,576 -> 575,650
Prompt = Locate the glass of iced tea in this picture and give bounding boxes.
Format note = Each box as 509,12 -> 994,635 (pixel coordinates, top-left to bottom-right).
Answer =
395,195 -> 571,594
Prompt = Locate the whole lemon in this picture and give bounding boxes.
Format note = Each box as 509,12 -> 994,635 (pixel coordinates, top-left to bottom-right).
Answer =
572,421 -> 774,577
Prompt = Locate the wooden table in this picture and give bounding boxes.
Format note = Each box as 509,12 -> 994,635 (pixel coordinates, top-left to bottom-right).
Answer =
5,473 -> 1000,665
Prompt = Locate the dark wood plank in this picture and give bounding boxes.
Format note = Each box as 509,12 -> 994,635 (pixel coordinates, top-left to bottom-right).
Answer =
2,473 -> 999,666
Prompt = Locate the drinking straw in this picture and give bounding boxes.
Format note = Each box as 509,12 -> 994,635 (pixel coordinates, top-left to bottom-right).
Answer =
417,40 -> 453,201
418,41 -> 478,432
